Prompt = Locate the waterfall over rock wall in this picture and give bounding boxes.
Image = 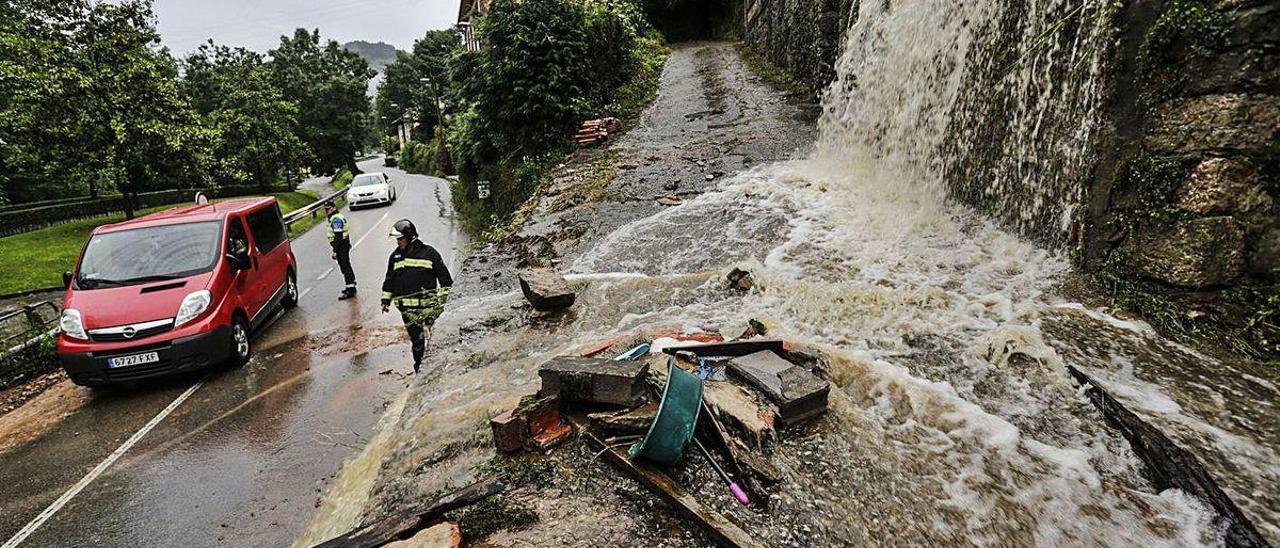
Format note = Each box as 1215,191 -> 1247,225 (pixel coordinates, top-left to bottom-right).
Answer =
817,0 -> 1114,241
744,0 -> 1280,359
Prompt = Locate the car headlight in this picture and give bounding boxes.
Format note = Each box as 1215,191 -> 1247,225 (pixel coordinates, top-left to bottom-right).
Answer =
60,309 -> 88,340
175,290 -> 212,327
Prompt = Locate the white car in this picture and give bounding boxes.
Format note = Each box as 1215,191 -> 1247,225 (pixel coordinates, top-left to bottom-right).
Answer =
347,172 -> 397,208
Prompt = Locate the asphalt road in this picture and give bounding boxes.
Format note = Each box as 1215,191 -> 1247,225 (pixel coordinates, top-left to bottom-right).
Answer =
0,158 -> 467,548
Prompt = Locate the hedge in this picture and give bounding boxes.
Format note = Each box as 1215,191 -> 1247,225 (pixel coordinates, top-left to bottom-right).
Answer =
0,184 -> 289,238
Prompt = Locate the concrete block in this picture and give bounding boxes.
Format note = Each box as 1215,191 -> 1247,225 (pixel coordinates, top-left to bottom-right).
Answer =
518,267 -> 576,311
538,356 -> 650,406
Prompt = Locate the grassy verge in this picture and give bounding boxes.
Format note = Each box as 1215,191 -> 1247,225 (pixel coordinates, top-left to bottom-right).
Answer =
0,187 -> 333,296
0,205 -> 169,295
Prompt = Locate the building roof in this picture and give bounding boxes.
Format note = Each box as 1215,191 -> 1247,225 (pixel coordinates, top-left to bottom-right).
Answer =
96,197 -> 274,234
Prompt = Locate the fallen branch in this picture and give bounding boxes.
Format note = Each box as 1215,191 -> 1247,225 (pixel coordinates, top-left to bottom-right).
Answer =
316,476 -> 505,548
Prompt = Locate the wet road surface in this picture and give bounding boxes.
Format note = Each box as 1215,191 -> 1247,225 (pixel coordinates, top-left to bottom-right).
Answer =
0,158 -> 466,547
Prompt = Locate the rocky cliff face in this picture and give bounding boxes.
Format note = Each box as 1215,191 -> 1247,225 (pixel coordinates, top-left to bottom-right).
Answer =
741,0 -> 856,98
1085,0 -> 1280,357
742,0 -> 1280,358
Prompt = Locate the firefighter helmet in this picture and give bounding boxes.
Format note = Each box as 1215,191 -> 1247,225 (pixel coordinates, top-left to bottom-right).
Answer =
390,219 -> 417,240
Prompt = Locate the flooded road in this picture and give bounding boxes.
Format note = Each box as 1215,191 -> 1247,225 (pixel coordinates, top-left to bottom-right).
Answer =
0,158 -> 466,547
299,39 -> 1279,548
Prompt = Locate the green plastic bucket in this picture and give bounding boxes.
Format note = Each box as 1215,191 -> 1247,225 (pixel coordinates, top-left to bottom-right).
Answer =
629,356 -> 703,466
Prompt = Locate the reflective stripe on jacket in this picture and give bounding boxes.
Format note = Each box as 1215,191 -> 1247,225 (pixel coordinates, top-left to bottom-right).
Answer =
381,239 -> 453,310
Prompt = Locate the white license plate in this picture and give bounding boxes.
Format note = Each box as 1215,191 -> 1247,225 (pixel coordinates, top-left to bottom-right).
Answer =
108,352 -> 160,369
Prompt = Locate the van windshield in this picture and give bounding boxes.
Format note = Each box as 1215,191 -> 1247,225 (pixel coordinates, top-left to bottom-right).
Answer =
77,221 -> 223,289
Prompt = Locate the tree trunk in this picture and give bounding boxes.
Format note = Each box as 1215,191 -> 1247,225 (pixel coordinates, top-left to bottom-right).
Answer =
346,156 -> 360,175
122,164 -> 139,220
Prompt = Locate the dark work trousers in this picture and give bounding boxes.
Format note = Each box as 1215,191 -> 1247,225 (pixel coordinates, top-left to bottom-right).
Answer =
401,311 -> 427,370
333,238 -> 356,289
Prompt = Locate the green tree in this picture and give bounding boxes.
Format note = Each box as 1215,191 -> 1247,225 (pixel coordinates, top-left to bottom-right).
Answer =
181,42 -> 307,191
374,30 -> 459,144
269,29 -> 374,176
0,0 -> 203,216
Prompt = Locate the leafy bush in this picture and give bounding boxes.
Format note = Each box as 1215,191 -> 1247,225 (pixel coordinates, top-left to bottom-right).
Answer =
0,184 -> 288,238
447,0 -> 664,232
0,334 -> 57,390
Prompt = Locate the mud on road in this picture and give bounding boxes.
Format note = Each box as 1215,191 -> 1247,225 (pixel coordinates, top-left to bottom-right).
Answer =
298,42 -> 822,547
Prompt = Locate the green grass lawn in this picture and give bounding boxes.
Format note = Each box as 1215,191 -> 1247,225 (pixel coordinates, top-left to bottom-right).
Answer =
0,189 -> 328,295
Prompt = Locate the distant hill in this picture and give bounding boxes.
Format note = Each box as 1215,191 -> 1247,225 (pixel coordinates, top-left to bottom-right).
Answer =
342,40 -> 398,73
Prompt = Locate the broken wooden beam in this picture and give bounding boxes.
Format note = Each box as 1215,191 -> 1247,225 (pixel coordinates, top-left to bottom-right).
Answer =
317,476 -> 505,548
581,429 -> 764,548
539,356 -> 650,406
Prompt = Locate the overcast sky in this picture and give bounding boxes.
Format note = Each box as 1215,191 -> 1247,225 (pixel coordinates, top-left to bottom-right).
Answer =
153,0 -> 459,55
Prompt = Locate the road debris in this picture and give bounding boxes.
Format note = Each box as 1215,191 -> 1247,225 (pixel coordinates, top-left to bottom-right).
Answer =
517,267 -> 576,311
581,428 -> 764,548
490,395 -> 573,454
727,351 -> 829,425
383,522 -> 461,548
538,356 -> 650,406
662,338 -> 786,359
317,476 -> 505,547
657,194 -> 683,206
726,267 -> 754,291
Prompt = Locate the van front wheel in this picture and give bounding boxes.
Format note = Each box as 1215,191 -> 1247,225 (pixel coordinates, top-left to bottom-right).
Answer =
229,318 -> 251,367
282,272 -> 298,309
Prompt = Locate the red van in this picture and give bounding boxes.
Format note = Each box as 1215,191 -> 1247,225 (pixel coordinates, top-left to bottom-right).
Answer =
57,197 -> 299,387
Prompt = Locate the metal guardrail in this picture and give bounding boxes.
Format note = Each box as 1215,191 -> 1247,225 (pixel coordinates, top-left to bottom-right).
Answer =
0,301 -> 59,358
283,187 -> 349,227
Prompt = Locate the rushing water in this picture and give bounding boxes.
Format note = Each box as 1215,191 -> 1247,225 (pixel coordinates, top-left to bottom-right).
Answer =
298,0 -> 1280,544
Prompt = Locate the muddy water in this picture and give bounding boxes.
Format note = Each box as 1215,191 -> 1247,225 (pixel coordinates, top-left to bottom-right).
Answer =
296,25 -> 1279,547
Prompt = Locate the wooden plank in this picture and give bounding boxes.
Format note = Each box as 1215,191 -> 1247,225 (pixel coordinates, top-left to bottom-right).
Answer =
581,429 -> 764,548
661,339 -> 785,358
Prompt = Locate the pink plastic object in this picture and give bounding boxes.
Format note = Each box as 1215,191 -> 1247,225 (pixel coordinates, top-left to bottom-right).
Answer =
729,483 -> 750,506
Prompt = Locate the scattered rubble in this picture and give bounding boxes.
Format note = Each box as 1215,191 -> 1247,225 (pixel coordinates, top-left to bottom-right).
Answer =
727,351 -> 829,425
538,356 -> 650,406
382,522 -> 461,548
726,268 -> 754,291
576,117 -> 623,147
517,268 -> 576,311
490,395 -> 573,454
657,194 -> 683,206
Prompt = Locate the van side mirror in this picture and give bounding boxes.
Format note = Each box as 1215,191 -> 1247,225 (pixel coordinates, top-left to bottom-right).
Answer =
63,271 -> 73,288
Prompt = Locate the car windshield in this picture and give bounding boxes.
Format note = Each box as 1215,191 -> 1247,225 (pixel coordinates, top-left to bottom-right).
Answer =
352,174 -> 384,187
76,221 -> 222,289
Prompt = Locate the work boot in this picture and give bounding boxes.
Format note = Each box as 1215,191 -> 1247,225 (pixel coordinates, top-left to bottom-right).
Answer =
413,362 -> 421,374
338,288 -> 356,301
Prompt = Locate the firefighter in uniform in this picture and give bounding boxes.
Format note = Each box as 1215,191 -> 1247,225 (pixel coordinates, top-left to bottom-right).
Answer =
326,203 -> 357,300
380,219 -> 452,373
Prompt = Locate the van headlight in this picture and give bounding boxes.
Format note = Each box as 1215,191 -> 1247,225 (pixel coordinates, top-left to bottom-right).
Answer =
175,290 -> 212,327
60,309 -> 88,340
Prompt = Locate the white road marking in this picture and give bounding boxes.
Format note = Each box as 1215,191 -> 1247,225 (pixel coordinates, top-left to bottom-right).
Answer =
317,267 -> 334,281
354,211 -> 390,249
299,287 -> 313,299
3,379 -> 207,548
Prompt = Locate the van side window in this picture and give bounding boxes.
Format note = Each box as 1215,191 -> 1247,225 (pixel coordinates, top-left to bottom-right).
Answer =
246,204 -> 286,253
227,217 -> 249,256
